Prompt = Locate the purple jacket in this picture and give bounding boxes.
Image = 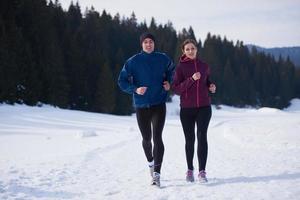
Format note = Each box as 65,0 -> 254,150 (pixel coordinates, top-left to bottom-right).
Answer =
172,55 -> 212,108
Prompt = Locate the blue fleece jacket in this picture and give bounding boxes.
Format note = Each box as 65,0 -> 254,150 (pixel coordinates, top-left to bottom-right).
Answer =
118,51 -> 174,108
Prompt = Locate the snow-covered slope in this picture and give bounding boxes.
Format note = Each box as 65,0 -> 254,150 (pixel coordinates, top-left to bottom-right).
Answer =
1,98 -> 300,200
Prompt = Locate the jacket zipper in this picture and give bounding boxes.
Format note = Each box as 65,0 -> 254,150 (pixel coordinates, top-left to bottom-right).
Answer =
194,60 -> 199,107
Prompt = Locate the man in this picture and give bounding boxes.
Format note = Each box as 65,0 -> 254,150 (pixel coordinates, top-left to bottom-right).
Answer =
118,32 -> 174,187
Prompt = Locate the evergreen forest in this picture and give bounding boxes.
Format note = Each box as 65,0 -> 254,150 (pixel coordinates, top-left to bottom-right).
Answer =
1,0 -> 299,115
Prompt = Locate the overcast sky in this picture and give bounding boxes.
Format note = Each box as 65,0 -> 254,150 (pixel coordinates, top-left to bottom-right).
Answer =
58,0 -> 300,48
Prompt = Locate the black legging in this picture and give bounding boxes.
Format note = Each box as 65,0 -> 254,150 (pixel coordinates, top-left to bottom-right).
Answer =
180,106 -> 212,171
136,103 -> 166,174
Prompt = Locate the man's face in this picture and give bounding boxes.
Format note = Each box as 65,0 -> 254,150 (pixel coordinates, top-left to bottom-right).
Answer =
142,38 -> 155,53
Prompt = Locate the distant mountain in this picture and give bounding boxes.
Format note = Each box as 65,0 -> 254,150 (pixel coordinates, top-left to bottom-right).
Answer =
247,45 -> 300,68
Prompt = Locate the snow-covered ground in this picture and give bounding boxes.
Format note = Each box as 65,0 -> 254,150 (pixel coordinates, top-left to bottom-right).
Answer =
0,97 -> 300,200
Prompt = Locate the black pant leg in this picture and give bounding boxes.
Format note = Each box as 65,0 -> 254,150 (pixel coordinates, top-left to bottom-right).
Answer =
136,107 -> 153,162
195,106 -> 212,171
151,104 -> 166,174
180,108 -> 197,171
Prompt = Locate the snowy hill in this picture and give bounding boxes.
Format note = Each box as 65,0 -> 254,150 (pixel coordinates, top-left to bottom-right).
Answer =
1,97 -> 300,200
247,45 -> 300,68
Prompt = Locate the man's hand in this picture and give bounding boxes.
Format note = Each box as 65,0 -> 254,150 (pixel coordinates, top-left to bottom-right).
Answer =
163,81 -> 170,91
136,87 -> 147,95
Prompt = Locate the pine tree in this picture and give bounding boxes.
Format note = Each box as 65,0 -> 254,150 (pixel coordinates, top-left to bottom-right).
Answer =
94,61 -> 116,113
113,48 -> 133,115
277,57 -> 295,108
222,59 -> 236,105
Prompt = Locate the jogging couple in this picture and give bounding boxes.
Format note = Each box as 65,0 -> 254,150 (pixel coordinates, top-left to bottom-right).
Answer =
118,32 -> 216,187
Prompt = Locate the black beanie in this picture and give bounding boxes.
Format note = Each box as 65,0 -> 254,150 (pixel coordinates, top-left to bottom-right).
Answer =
140,32 -> 155,44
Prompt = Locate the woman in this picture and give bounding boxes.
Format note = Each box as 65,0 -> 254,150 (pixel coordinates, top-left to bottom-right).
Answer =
172,39 -> 216,183
118,32 -> 174,187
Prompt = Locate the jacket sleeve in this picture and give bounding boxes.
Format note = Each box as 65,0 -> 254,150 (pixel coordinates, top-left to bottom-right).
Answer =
206,66 -> 212,87
165,59 -> 175,83
171,65 -> 195,95
118,62 -> 137,94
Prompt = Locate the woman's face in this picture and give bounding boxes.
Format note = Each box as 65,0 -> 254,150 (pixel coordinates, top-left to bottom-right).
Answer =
183,43 -> 197,59
142,38 -> 155,53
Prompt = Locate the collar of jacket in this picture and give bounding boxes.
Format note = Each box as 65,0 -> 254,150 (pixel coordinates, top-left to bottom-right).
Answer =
179,54 -> 198,63
140,50 -> 156,56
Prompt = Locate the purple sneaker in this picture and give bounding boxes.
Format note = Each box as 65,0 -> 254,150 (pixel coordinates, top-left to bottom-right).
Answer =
186,170 -> 195,182
198,170 -> 208,183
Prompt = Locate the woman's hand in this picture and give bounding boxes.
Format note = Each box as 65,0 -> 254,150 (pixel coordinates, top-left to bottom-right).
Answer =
136,87 -> 147,95
209,84 -> 216,93
163,81 -> 170,91
192,72 -> 201,81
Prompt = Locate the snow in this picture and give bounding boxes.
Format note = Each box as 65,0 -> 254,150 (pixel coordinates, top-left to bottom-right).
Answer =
0,97 -> 300,200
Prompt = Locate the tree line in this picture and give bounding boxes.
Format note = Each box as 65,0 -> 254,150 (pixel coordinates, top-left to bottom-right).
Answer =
1,0 -> 299,115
